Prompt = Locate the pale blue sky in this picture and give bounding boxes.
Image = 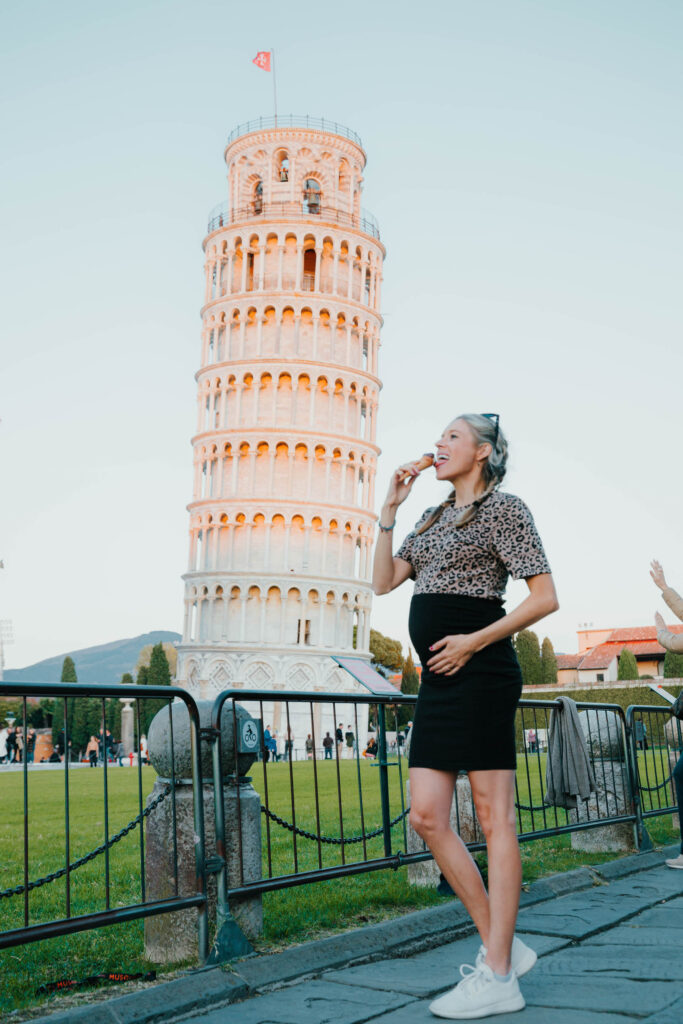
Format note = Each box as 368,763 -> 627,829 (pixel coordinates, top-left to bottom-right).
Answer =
2,0 -> 682,668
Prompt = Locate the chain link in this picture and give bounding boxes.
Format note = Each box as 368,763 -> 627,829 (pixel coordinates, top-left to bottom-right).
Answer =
261,804 -> 410,845
0,786 -> 170,900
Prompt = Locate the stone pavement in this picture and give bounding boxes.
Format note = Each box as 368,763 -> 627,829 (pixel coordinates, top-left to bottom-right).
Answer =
36,846 -> 683,1024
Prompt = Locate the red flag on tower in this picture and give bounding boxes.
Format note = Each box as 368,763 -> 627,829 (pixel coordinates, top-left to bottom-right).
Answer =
252,51 -> 271,71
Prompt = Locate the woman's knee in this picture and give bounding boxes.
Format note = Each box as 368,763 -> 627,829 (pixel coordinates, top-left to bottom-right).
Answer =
477,806 -> 517,841
409,804 -> 448,839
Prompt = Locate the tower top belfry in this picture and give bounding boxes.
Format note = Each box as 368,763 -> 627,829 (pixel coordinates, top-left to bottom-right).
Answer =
176,115 -> 385,713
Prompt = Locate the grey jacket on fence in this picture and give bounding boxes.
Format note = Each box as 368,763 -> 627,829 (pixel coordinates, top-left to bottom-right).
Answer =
544,696 -> 596,809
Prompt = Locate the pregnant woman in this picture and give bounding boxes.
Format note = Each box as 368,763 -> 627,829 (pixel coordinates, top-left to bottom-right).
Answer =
373,413 -> 558,1019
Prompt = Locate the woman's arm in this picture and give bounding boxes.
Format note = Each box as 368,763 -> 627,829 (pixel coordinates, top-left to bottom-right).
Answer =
651,560 -> 683,650
372,462 -> 423,595
427,573 -> 559,676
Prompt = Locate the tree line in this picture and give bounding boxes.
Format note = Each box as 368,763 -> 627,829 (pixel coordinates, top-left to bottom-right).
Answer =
45,643 -> 173,755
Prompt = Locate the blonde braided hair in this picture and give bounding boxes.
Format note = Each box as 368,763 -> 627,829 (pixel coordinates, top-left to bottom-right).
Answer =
415,414 -> 508,535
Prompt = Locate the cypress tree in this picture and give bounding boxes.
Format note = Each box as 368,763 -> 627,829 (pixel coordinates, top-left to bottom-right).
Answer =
398,649 -> 420,726
663,650 -> 683,678
617,648 -> 639,680
515,630 -> 542,686
541,637 -> 558,686
52,656 -> 78,747
138,644 -> 172,734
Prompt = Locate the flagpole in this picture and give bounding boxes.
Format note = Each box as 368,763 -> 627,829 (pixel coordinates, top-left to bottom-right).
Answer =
271,49 -> 278,126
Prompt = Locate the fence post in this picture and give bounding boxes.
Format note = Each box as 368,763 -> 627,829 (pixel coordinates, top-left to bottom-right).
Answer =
377,704 -> 392,858
625,707 -> 653,852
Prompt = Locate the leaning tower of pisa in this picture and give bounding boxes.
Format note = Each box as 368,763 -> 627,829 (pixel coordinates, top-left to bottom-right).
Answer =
175,116 -> 384,742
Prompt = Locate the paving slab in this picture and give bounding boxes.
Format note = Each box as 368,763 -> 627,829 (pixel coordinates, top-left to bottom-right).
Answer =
582,925 -> 683,946
628,905 -> 683,928
522,974 -> 677,1015
195,980 -> 415,1024
532,946 -> 681,981
369,1003 -> 639,1024
641,992 -> 683,1024
603,867 -> 683,901
323,932 -> 570,998
515,888 -> 645,938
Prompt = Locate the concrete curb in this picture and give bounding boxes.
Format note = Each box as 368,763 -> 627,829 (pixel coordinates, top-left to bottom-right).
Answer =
26,844 -> 680,1024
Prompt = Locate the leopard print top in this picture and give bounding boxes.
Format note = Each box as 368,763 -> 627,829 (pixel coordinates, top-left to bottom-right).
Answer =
395,491 -> 551,600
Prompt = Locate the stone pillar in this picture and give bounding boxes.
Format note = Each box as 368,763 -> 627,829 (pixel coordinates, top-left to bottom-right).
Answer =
144,699 -> 262,963
406,773 -> 482,887
571,709 -> 636,853
120,699 -> 134,756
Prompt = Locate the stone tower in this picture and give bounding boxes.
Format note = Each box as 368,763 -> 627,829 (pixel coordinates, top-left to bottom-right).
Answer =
175,116 -> 384,745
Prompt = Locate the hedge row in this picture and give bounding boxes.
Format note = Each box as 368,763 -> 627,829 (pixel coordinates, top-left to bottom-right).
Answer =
518,684 -> 683,749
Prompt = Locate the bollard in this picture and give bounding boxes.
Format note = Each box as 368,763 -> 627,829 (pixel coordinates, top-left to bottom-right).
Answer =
120,698 -> 134,756
571,709 -> 636,853
143,699 -> 262,964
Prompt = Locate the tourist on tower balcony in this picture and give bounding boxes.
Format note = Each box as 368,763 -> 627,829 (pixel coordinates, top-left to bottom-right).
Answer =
373,413 -> 558,1020
651,559 -> 683,869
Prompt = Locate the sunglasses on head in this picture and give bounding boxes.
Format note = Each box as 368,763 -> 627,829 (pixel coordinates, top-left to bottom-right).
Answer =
481,413 -> 499,446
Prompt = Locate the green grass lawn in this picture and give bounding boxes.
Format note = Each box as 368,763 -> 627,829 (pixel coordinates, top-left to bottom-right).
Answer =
0,751 -> 678,1016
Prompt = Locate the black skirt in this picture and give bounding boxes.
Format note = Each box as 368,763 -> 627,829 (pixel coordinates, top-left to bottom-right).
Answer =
408,593 -> 523,773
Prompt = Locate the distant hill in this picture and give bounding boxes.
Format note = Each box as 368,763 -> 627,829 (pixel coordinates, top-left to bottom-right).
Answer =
4,631 -> 182,684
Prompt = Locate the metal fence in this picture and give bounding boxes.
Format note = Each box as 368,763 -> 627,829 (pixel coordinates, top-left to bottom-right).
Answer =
226,115 -> 364,147
0,682 -> 208,959
2,684 -> 681,965
626,704 -> 683,827
206,199 -> 381,239
209,693 -> 677,911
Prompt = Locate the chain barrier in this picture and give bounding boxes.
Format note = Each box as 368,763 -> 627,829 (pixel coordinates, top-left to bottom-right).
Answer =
261,804 -> 410,845
634,773 -> 675,793
0,786 -> 170,900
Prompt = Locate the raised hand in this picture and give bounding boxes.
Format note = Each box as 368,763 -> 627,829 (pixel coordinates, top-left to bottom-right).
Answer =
383,463 -> 420,511
650,560 -> 668,591
655,611 -> 666,632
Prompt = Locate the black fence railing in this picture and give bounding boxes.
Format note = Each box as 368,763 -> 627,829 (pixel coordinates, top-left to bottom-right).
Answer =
2,684 -> 680,966
208,692 -> 667,913
626,705 -> 683,824
206,200 -> 381,240
226,115 -> 363,148
0,682 -> 208,959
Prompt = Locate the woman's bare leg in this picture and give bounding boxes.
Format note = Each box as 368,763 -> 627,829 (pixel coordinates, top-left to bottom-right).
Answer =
409,767 -> 491,943
468,769 -> 521,975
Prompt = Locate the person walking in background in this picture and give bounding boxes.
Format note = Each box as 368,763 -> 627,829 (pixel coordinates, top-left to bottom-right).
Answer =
0,725 -> 8,764
139,734 -> 149,765
345,725 -> 355,759
373,413 -> 558,1019
335,723 -> 344,760
26,728 -> 36,763
6,727 -> 18,764
323,732 -> 334,759
285,726 -> 294,761
86,735 -> 99,767
651,559 -> 683,869
305,733 -> 314,759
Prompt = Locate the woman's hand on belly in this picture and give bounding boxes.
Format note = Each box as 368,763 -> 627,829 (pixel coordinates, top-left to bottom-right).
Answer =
426,633 -> 479,676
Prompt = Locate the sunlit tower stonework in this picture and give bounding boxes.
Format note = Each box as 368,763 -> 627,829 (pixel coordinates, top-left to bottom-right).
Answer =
175,116 -> 385,731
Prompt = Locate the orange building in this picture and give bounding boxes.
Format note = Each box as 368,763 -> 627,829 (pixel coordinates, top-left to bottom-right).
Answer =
557,625 -> 683,685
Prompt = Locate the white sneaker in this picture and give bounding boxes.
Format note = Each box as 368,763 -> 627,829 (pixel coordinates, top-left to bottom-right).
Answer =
476,935 -> 537,977
665,853 -> 683,869
429,962 -> 525,1019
